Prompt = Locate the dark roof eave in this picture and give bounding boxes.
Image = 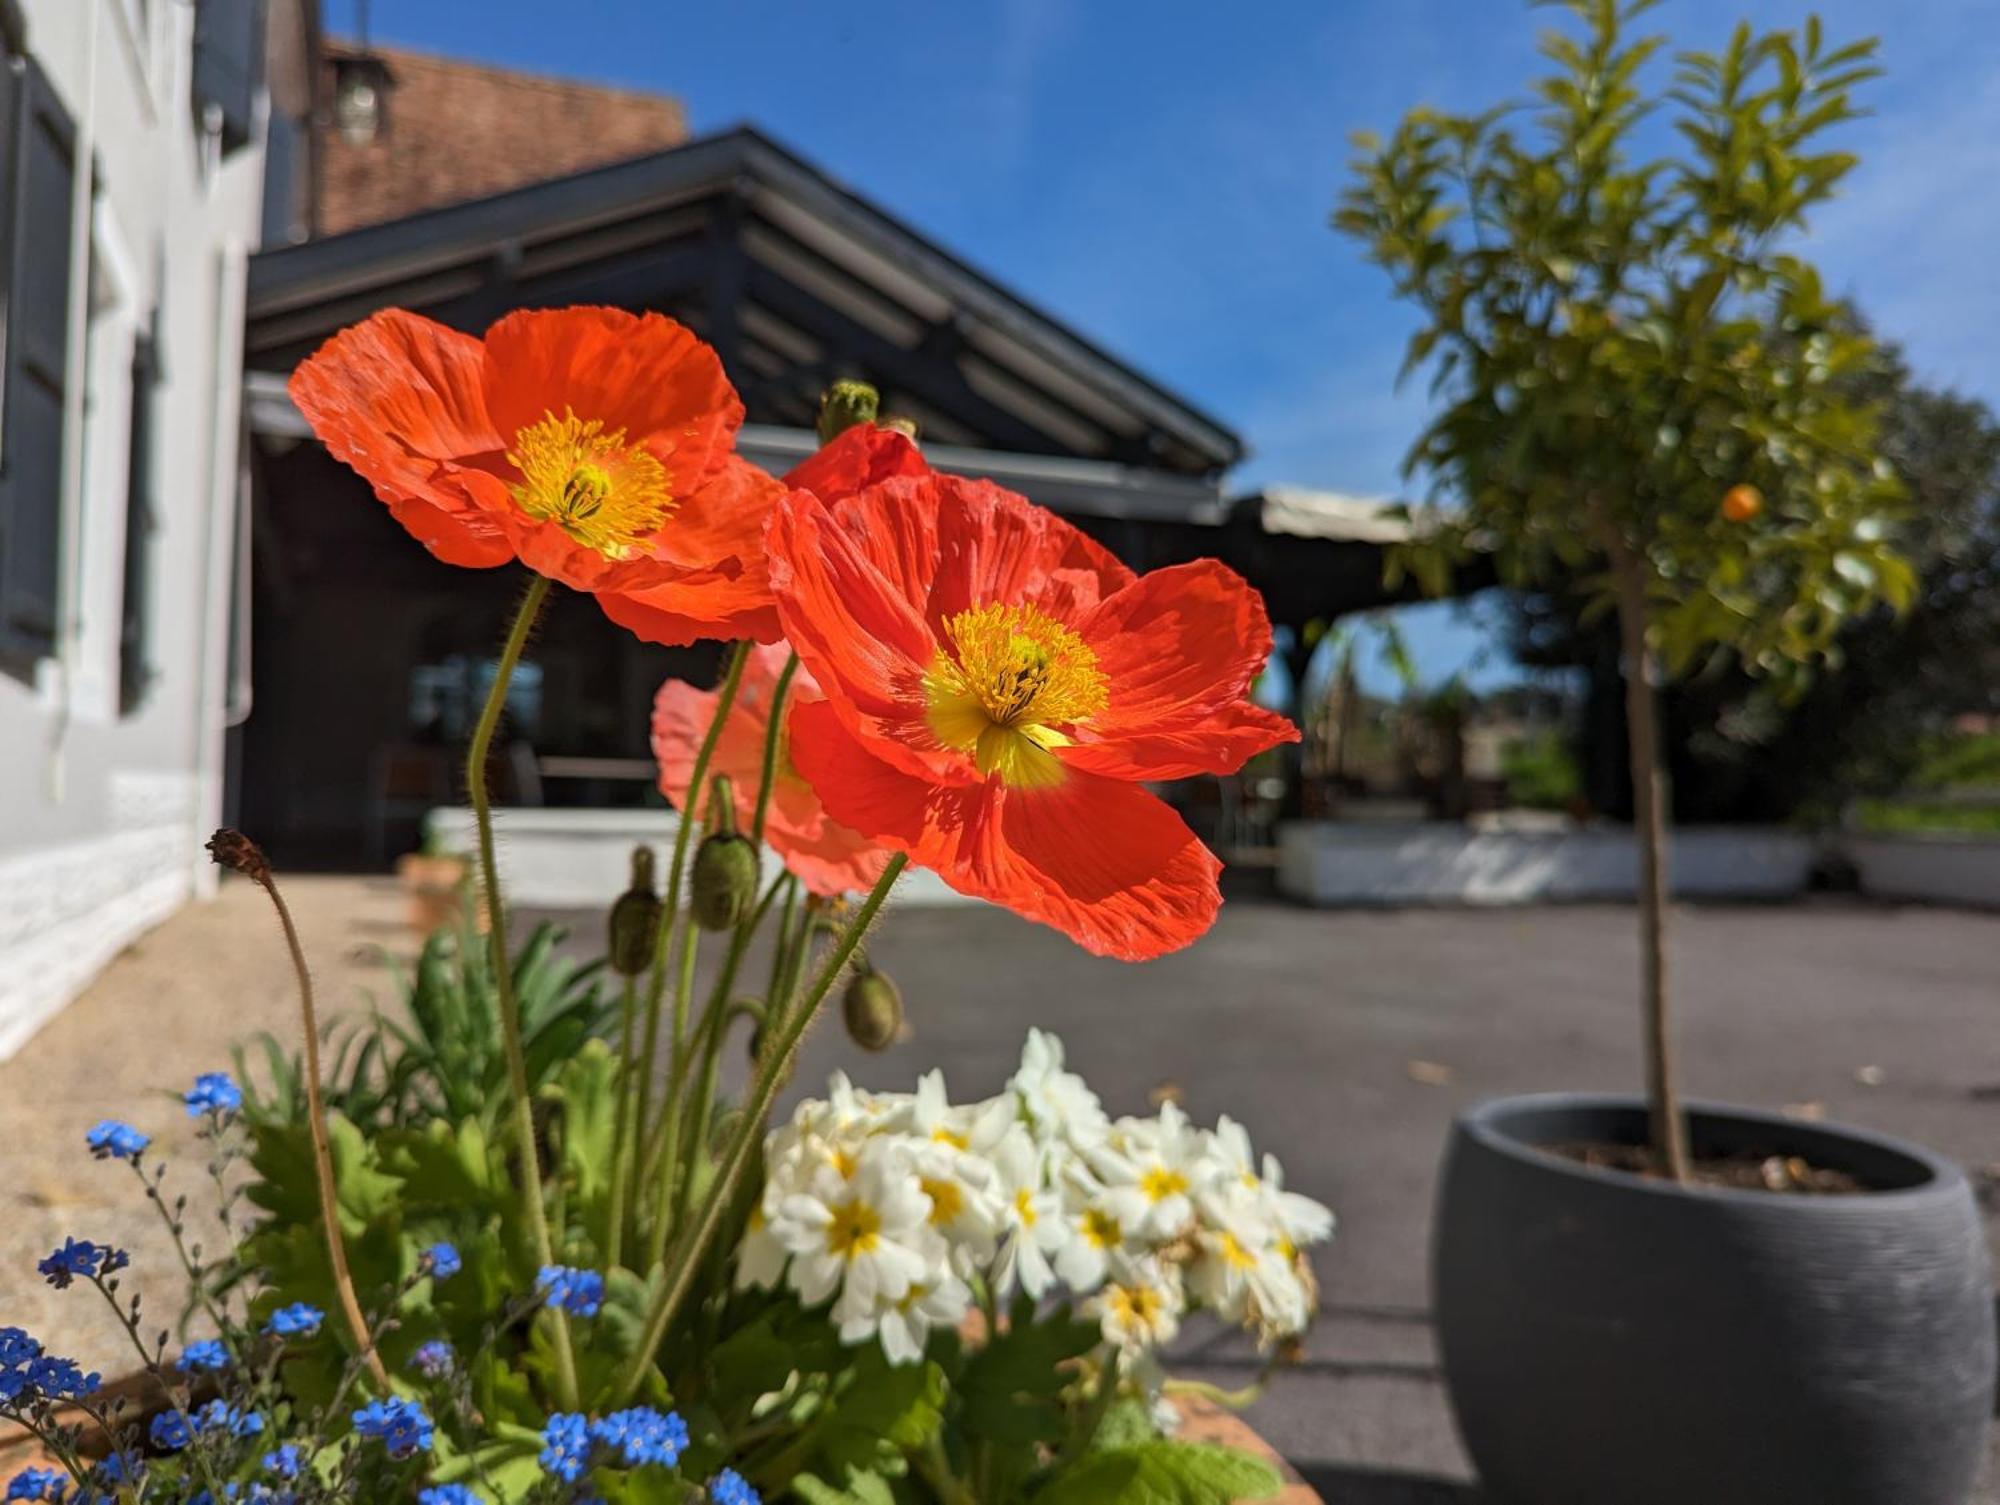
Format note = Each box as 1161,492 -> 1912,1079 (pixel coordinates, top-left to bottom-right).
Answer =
248,125 -> 1243,471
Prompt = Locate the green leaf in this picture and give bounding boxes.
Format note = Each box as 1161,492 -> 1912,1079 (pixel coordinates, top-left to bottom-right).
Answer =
958,1311 -> 1101,1448
1032,1442 -> 1282,1505
793,1470 -> 898,1505
817,1347 -> 946,1477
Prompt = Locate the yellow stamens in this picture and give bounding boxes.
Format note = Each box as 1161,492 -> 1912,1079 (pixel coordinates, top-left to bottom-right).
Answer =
1220,1233 -> 1259,1271
932,1126 -> 971,1151
1109,1283 -> 1164,1329
829,1145 -> 859,1179
923,602 -> 1108,789
922,1176 -> 965,1227
1014,1188 -> 1038,1226
825,1199 -> 881,1258
507,407 -> 670,558
1141,1167 -> 1189,1204
1081,1209 -> 1122,1249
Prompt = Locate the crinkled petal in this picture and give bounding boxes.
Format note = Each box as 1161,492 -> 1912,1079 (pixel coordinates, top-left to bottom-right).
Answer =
790,702 -> 1220,959
481,306 -> 742,478
767,488 -> 955,779
1065,559 -> 1299,779
287,310 -> 514,567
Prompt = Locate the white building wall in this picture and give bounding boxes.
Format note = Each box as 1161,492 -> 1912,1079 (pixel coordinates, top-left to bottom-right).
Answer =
0,0 -> 267,1056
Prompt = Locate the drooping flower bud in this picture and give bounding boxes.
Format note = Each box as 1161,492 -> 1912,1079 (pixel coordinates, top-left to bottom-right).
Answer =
691,776 -> 758,931
816,380 -> 880,445
607,846 -> 664,976
842,961 -> 902,1052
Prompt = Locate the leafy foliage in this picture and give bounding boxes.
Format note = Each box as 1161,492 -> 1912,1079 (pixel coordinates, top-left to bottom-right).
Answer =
1335,0 -> 1908,681
1510,339 -> 2000,822
235,919 -> 613,1133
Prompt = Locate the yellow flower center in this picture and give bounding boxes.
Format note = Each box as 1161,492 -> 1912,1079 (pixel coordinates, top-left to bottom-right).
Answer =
1014,1188 -> 1039,1226
922,1176 -> 965,1227
829,1145 -> 859,1179
923,603 -> 1108,789
507,408 -> 671,558
1109,1283 -> 1164,1329
825,1199 -> 882,1259
932,1126 -> 971,1151
1142,1167 -> 1189,1204
1220,1232 -> 1259,1271
1081,1209 -> 1122,1249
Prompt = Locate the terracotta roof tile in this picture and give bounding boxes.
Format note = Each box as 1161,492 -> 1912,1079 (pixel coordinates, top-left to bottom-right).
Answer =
316,43 -> 687,237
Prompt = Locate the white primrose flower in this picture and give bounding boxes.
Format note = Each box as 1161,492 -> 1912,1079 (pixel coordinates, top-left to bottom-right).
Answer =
838,1266 -> 972,1366
987,1126 -> 1068,1299
1088,1252 -> 1185,1355
1205,1116 -> 1336,1252
774,1141 -> 934,1316
903,1068 -> 1010,1154
1009,1029 -> 1109,1147
1053,1172 -> 1131,1297
1088,1101 -> 1214,1241
912,1139 -> 1004,1273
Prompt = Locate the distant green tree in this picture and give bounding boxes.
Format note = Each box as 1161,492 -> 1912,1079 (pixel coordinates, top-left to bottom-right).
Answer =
1511,337 -> 2000,825
1335,0 -> 1908,1177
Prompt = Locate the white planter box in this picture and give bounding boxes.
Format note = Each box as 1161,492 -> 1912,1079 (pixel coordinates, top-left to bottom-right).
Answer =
1848,833 -> 2000,909
1276,821 -> 1816,906
422,807 -> 974,910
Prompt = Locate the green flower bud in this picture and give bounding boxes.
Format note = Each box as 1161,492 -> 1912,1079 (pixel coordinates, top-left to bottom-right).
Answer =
607,846 -> 663,976
878,414 -> 920,442
842,966 -> 903,1052
816,380 -> 880,445
691,833 -> 759,931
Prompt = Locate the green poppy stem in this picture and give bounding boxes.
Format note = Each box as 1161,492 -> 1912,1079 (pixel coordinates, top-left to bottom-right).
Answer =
614,851 -> 909,1403
465,571 -> 580,1411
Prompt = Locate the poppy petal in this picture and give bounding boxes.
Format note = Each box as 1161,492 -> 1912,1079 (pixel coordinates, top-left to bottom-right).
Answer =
1065,559 -> 1300,780
598,458 -> 790,642
652,647 -> 889,896
790,702 -> 1220,959
288,310 -> 514,567
784,423 -> 931,498
480,307 -> 743,483
767,489 -> 957,780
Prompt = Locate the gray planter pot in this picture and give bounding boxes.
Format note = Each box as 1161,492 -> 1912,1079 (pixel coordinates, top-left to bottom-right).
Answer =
1434,1094 -> 1995,1505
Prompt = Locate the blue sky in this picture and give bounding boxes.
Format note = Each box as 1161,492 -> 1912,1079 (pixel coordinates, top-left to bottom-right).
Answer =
328,1 -> 1997,692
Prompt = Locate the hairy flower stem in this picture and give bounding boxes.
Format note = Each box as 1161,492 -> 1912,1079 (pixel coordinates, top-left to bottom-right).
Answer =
663,657 -> 798,1238
242,859 -> 389,1393
750,654 -> 800,842
615,853 -> 908,1403
633,643 -> 749,1202
673,873 -> 793,1229
606,972 -> 640,1271
465,573 -> 580,1410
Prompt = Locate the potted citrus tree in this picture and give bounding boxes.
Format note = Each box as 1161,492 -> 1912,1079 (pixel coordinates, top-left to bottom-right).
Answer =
1338,3 -> 1993,1501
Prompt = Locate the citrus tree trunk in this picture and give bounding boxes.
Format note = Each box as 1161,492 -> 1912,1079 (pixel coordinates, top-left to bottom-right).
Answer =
1610,539 -> 1691,1183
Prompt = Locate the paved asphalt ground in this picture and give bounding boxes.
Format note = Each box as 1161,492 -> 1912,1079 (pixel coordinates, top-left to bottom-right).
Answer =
747,891 -> 2000,1502
8,880 -> 1999,1500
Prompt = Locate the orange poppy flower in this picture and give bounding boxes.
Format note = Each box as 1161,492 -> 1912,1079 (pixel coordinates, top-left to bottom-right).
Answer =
598,421 -> 933,646
289,306 -> 779,615
767,474 -> 1298,960
652,643 -> 892,899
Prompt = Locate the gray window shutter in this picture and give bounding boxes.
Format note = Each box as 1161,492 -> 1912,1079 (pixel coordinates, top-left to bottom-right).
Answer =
0,56 -> 75,675
193,0 -> 263,153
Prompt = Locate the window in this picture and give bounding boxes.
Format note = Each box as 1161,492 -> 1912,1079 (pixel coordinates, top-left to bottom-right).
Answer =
119,331 -> 159,714
192,0 -> 264,154
0,53 -> 78,680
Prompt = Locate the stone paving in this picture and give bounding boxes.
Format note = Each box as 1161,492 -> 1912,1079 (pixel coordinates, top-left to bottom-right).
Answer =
4,878 -> 1998,1499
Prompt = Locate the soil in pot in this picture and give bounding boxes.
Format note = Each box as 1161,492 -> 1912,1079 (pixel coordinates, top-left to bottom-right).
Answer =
1545,1139 -> 1866,1194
